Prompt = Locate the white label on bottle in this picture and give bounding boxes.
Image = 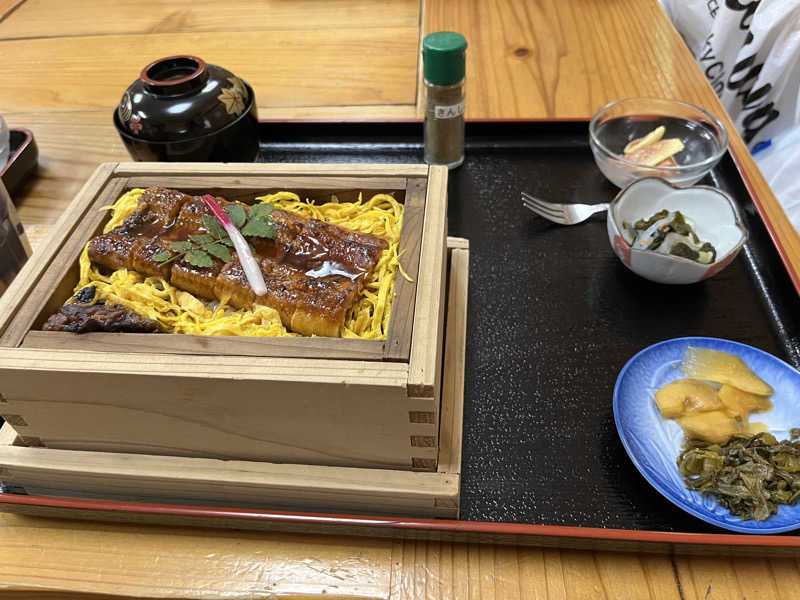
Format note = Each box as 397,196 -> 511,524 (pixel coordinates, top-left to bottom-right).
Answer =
434,100 -> 465,119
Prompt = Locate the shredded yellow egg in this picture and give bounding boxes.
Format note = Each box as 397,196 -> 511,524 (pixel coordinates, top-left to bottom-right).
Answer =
75,188 -> 409,339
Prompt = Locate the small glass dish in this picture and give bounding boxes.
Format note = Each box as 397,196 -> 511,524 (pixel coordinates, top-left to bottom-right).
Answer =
589,98 -> 728,188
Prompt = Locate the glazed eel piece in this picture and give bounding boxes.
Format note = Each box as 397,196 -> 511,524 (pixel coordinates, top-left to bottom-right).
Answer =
80,187 -> 387,337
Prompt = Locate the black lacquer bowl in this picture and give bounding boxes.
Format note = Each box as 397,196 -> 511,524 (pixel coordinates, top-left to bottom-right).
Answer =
113,55 -> 259,162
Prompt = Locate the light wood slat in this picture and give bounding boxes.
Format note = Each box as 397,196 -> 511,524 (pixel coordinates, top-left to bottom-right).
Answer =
0,0 -> 419,39
407,165 -> 447,396
22,331 -> 386,360
0,29 -> 419,113
0,512 -> 394,598
0,517 -> 790,600
438,246 -> 468,475
258,104 -> 417,120
114,162 -> 429,177
125,175 -> 408,192
384,177 -> 427,361
0,347 -> 407,381
0,427 -> 457,517
0,347 -> 411,467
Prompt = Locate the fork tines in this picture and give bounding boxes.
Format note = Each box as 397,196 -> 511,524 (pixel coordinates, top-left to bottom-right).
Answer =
521,192 -> 566,224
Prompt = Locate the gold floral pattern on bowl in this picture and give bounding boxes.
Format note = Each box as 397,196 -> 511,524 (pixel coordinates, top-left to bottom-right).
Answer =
218,77 -> 247,116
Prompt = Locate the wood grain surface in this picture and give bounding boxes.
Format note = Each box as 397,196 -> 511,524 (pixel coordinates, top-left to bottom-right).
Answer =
0,0 -> 419,38
0,510 -> 798,600
0,0 -> 798,597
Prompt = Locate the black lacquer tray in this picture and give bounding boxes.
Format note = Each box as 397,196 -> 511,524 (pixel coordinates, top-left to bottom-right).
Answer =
259,120 -> 800,533
3,120 -> 800,551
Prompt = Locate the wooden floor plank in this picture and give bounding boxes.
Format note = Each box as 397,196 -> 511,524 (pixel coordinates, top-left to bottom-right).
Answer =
0,513 -> 393,598
0,0 -> 420,39
0,28 -> 419,113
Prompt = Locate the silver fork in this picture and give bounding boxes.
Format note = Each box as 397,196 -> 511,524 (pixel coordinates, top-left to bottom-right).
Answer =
522,191 -> 609,225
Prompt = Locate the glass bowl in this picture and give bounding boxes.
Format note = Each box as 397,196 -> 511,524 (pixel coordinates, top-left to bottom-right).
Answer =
589,98 -> 728,188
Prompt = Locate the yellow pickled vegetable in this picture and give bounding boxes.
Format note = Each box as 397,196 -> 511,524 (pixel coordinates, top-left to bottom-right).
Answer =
654,379 -> 721,419
678,411 -> 740,445
718,384 -> 773,420
681,346 -> 774,396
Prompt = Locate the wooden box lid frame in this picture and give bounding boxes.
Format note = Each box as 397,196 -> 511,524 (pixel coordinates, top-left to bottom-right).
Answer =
0,162 -> 448,372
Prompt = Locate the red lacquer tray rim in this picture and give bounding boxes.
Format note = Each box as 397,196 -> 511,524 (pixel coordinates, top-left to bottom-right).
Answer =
1,493 -> 798,547
1,117 -> 796,549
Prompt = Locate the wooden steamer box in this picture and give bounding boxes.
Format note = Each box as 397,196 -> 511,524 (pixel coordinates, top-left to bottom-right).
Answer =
0,234 -> 467,518
0,163 -> 459,491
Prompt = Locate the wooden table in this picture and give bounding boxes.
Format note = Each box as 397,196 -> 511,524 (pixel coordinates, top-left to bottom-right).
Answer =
0,0 -> 797,597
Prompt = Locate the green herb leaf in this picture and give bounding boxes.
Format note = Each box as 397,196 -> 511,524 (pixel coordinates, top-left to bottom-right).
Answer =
202,214 -> 227,239
204,242 -> 232,262
152,251 -> 173,264
189,233 -> 213,245
185,249 -> 214,268
249,202 -> 274,220
220,238 -> 235,247
169,240 -> 194,253
241,218 -> 277,238
224,204 -> 247,229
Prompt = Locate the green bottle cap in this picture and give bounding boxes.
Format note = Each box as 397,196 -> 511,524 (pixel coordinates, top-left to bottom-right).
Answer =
422,31 -> 467,85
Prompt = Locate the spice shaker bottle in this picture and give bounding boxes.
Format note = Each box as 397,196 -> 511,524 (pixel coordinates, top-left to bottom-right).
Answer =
422,31 -> 467,169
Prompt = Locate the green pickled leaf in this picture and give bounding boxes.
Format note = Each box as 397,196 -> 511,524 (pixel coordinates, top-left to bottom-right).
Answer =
202,214 -> 227,239
677,432 -> 800,521
249,202 -> 274,220
189,233 -> 213,245
185,249 -> 214,268
204,242 -> 232,263
241,218 -> 276,239
224,204 -> 247,229
152,251 -> 173,263
169,240 -> 193,253
634,209 -> 668,230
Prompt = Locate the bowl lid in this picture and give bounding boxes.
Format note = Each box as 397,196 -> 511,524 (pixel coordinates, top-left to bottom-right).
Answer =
117,55 -> 253,142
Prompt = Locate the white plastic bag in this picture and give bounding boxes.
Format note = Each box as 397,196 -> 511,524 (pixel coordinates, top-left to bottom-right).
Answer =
661,0 -> 800,231
754,127 -> 800,227
661,0 -> 800,150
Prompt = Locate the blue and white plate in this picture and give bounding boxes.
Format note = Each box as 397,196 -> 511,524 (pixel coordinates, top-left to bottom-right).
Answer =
614,336 -> 800,534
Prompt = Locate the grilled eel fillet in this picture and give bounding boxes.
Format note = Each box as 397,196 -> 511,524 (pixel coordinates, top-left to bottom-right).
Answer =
84,187 -> 387,337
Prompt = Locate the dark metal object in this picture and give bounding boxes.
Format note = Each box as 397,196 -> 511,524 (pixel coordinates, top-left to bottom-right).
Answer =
260,120 -> 800,534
